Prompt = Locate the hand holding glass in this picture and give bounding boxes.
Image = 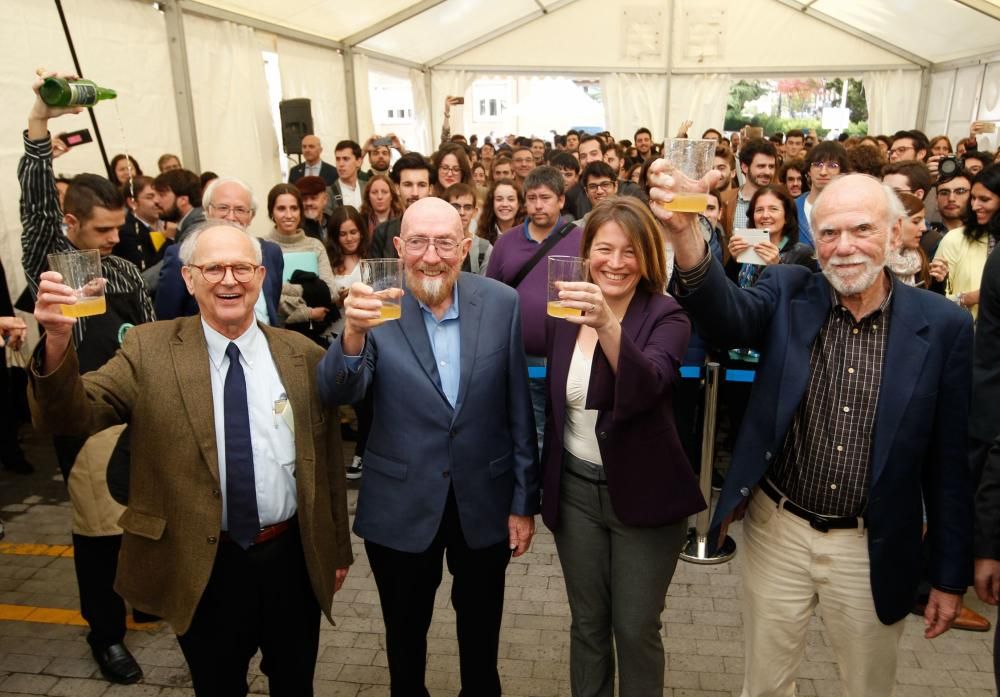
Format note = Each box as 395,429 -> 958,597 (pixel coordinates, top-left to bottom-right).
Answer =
46,250 -> 106,317
361,259 -> 403,321
547,256 -> 586,318
659,139 -> 715,213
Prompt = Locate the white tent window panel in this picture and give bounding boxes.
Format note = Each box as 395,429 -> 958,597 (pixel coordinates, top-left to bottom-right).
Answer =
681,1 -> 726,61
947,64 -> 986,144
978,62 -> 1000,122
621,7 -> 665,60
923,70 -> 955,139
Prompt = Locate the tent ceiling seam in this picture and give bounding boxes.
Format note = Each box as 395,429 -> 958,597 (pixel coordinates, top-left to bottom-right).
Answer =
343,0 -> 448,47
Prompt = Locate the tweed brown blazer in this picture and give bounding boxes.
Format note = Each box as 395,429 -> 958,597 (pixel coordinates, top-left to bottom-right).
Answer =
30,315 -> 353,634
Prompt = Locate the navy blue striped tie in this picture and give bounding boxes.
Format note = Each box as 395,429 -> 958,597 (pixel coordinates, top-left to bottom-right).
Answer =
224,342 -> 259,549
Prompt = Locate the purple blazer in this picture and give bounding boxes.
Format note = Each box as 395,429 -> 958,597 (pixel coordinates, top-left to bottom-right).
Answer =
541,287 -> 706,530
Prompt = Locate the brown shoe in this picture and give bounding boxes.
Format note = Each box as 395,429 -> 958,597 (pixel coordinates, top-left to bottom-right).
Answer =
952,606 -> 992,632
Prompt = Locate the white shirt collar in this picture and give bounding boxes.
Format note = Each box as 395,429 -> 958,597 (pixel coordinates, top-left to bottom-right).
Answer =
202,318 -> 263,372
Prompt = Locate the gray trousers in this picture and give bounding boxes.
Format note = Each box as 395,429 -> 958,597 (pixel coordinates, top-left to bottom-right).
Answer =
552,451 -> 687,697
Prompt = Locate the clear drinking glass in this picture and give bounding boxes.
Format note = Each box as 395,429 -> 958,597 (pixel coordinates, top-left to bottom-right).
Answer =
547,255 -> 586,319
660,138 -> 716,213
47,249 -> 106,317
361,258 -> 403,321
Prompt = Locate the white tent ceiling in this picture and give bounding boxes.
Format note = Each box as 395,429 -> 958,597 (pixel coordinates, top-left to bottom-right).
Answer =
185,0 -> 1000,68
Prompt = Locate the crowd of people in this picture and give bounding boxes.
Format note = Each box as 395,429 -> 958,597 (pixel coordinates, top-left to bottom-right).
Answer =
11,73 -> 1000,697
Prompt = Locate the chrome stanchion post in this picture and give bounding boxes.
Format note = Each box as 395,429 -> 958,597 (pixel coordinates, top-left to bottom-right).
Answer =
681,362 -> 737,564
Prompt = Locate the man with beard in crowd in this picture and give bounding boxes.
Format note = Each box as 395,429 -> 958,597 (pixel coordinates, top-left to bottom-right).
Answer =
369,153 -> 435,259
721,138 -> 778,239
153,168 -> 204,243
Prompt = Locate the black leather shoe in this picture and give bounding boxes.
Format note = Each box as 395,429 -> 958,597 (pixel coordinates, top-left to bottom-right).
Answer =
92,642 -> 143,684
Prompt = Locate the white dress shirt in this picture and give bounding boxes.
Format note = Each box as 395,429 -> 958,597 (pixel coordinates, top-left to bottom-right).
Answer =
202,319 -> 297,529
564,341 -> 603,465
340,178 -> 362,209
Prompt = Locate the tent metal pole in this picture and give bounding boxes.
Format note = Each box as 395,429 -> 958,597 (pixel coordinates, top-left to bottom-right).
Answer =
663,0 -> 676,141
53,0 -> 113,179
424,69 -> 435,149
343,47 -> 359,142
162,0 -> 201,172
915,68 -> 932,132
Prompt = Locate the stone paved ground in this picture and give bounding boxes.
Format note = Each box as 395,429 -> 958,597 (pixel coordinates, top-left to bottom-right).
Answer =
0,427 -> 994,697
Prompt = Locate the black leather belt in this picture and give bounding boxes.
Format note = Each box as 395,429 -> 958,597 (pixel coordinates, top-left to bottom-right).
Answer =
759,479 -> 865,533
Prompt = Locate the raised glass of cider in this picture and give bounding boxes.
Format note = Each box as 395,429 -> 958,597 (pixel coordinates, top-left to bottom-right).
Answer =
47,249 -> 107,317
659,139 -> 716,213
547,255 -> 586,319
361,258 -> 403,321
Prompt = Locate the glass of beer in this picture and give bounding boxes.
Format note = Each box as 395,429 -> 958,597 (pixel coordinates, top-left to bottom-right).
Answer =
660,139 -> 716,213
547,256 -> 586,318
47,249 -> 106,318
361,258 -> 403,321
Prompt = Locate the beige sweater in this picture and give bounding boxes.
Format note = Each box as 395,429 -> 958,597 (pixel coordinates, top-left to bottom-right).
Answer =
268,228 -> 337,324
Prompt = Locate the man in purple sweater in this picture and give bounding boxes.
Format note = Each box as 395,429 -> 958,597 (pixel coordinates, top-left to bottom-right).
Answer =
486,166 -> 583,447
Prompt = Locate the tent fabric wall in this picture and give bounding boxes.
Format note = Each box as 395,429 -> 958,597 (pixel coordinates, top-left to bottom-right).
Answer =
409,69 -> 433,155
668,74 -> 732,140
275,37 -> 349,157
0,0 -> 181,301
183,15 -> 280,237
601,73 -> 669,142
862,69 -> 922,135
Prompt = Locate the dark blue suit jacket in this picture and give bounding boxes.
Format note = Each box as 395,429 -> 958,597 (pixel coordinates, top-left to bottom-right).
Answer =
677,259 -> 974,624
154,239 -> 284,326
289,161 -> 338,187
318,273 -> 540,553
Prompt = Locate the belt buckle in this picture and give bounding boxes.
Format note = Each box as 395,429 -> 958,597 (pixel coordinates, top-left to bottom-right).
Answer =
809,517 -> 830,533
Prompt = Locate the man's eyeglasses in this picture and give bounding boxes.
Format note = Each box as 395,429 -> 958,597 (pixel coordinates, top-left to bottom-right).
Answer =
208,203 -> 253,218
810,161 -> 841,171
402,236 -> 461,257
586,181 -> 616,194
189,263 -> 259,284
889,146 -> 914,157
938,187 -> 970,198
451,203 -> 476,213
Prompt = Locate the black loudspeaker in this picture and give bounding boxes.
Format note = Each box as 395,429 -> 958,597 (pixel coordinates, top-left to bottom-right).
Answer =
279,98 -> 314,155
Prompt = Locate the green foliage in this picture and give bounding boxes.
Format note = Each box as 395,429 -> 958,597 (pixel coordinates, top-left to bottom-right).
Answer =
824,79 -> 869,123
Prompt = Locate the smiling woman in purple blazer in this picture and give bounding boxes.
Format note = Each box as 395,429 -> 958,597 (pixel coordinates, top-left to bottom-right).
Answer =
543,196 -> 706,697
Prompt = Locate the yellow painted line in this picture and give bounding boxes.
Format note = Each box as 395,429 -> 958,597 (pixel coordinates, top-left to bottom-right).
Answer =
0,543 -> 74,558
0,604 -> 160,630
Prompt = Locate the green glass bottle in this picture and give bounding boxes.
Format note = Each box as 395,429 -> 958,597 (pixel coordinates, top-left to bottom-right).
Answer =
39,77 -> 117,107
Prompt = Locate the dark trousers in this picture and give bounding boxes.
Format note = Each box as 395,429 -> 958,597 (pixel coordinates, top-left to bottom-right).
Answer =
177,525 -> 321,697
365,488 -> 512,697
72,533 -> 127,649
53,436 -> 128,651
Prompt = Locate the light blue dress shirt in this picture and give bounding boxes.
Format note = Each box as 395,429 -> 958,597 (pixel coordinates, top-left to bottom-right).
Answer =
345,283 -> 462,407
202,319 -> 297,529
418,284 -> 461,407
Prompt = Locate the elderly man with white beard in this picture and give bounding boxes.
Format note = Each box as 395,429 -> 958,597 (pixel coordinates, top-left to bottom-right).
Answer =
648,169 -> 974,697
317,197 -> 539,697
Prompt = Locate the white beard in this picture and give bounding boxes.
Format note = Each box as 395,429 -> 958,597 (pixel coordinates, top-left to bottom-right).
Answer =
821,254 -> 885,296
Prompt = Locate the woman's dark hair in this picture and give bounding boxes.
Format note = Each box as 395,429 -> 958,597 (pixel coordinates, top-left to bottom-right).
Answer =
962,163 -> 1000,242
266,183 -> 303,221
431,143 -> 472,194
478,178 -> 524,244
109,153 -> 142,184
747,184 -> 799,246
325,205 -> 370,272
